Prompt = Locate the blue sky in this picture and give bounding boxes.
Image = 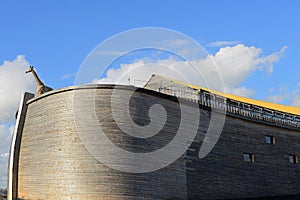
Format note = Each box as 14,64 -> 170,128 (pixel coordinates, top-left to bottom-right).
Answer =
1,1 -> 299,96
0,0 -> 300,188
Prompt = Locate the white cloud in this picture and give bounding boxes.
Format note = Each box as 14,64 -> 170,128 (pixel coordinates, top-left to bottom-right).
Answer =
61,72 -> 76,80
96,44 -> 287,98
268,87 -> 275,94
0,124 -> 10,155
96,59 -> 192,87
0,151 -> 9,188
0,55 -> 35,122
266,93 -> 290,103
0,153 -> 8,158
0,55 -> 35,188
208,41 -> 241,47
212,44 -> 262,87
229,87 -> 256,98
291,84 -> 300,107
0,123 -> 11,188
291,94 -> 300,107
265,84 -> 300,106
256,46 -> 287,73
160,39 -> 191,48
9,125 -> 14,136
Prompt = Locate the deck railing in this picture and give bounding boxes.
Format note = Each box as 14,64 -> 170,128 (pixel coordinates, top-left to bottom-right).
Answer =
157,85 -> 300,129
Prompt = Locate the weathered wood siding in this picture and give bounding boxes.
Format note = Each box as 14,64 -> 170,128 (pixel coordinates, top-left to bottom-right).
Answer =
16,85 -> 300,200
187,113 -> 300,199
17,85 -> 187,200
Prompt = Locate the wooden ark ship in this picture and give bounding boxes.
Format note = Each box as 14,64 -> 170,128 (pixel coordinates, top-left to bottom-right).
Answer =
7,75 -> 300,200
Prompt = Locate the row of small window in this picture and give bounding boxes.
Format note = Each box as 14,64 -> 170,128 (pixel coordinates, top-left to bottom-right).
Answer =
244,135 -> 298,164
244,153 -> 299,164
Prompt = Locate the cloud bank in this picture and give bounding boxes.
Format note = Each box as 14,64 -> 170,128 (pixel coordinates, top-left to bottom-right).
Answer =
208,40 -> 241,47
292,95 -> 300,107
0,55 -> 35,122
0,125 -> 11,188
290,83 -> 300,107
96,44 -> 287,98
0,55 -> 34,188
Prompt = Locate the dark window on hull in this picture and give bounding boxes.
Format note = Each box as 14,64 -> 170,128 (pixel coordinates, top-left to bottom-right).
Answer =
244,153 -> 255,163
265,135 -> 275,144
289,155 -> 298,164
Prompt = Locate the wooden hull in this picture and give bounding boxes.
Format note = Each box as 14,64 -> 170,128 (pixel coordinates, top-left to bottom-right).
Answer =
9,85 -> 300,199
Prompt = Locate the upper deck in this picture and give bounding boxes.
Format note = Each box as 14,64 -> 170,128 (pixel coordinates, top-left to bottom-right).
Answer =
144,75 -> 300,129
